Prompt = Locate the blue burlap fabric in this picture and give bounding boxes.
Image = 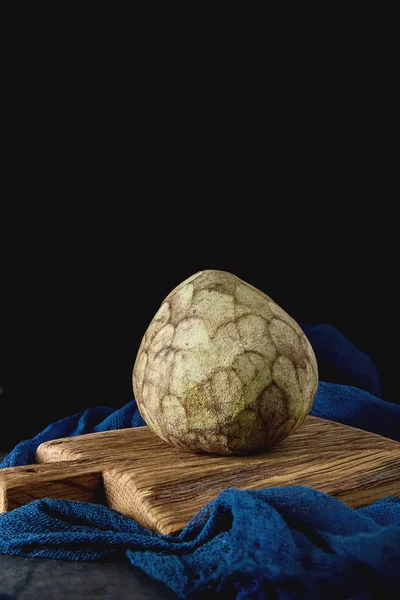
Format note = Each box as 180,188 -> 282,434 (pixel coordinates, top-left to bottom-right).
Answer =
1,324 -> 400,598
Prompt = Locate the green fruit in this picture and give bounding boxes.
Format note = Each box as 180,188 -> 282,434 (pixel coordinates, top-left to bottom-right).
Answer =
133,270 -> 318,455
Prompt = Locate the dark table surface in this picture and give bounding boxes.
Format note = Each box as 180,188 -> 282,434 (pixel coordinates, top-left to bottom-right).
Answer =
0,452 -> 177,600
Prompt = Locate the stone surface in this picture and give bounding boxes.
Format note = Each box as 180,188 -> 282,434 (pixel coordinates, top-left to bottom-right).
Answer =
0,554 -> 176,600
133,270 -> 318,455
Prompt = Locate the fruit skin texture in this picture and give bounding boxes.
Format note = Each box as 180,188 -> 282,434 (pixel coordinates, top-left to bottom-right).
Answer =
132,270 -> 318,455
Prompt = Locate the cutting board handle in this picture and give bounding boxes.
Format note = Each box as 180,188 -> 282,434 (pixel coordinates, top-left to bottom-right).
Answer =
0,461 -> 104,512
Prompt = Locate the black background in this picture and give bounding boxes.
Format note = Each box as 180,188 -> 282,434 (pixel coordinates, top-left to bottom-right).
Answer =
1,199 -> 396,449
0,39 -> 397,450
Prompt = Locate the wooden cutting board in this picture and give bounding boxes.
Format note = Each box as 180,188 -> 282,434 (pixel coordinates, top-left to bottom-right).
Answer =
1,416 -> 399,535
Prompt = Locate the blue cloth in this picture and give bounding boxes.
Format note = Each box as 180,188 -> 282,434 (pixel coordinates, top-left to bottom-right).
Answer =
1,324 -> 400,598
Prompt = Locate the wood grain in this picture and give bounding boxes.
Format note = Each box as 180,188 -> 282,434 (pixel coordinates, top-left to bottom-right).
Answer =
0,460 -> 103,512
1,416 -> 399,535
